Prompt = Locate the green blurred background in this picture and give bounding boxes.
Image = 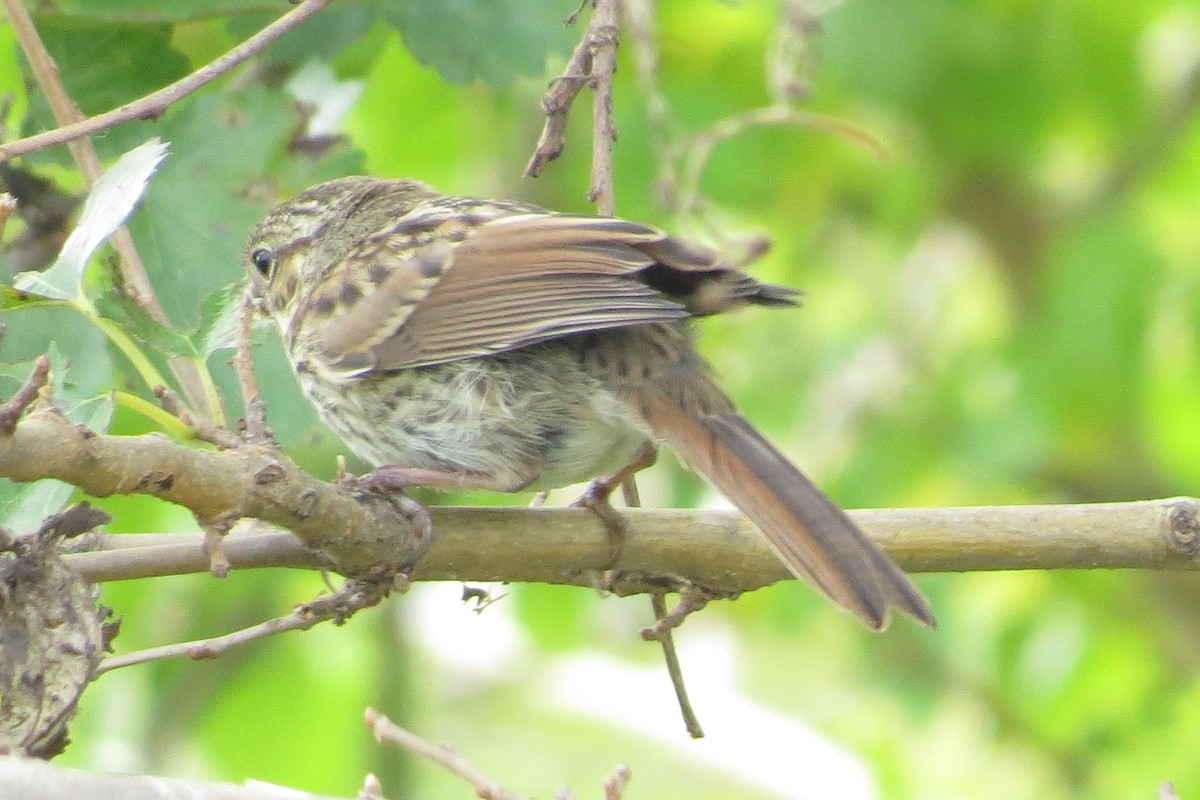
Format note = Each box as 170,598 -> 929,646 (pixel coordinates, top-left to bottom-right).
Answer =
2,0 -> 1200,797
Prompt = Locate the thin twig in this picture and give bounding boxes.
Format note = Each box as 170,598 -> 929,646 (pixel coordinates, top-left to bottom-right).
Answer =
0,0 -> 336,163
236,288 -> 271,443
0,354 -> 49,434
0,191 -> 18,241
97,578 -> 387,674
620,468 -> 703,735
622,0 -> 679,208
676,105 -> 888,221
648,593 -> 704,738
642,585 -> 710,637
359,774 -> 384,800
525,37 -> 595,177
30,502 -> 111,543
602,765 -> 632,800
365,709 -> 528,800
0,0 -> 98,177
155,385 -> 240,449
766,0 -> 822,105
586,0 -> 621,214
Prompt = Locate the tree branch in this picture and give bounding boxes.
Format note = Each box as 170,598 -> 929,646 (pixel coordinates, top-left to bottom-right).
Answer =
1,409 -> 426,578
1,0 -> 218,417
0,0 -> 336,163
58,499 -> 1200,592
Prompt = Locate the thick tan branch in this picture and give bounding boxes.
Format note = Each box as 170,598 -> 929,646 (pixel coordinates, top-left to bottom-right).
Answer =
61,499 -> 1200,594
1,410 -> 424,576
6,397 -> 1197,593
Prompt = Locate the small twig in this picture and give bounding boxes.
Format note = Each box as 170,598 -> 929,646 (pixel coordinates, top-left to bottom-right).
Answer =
235,289 -> 271,444
602,765 -> 632,800
622,0 -> 679,208
0,0 -> 336,163
97,578 -> 387,675
0,354 -> 50,435
621,473 -> 702,736
365,709 -> 528,800
641,584 -> 711,637
0,0 -> 97,177
586,0 -> 620,215
0,191 -> 18,241
645,592 -> 705,738
359,773 -> 385,800
525,40 -> 595,177
1075,60 -> 1200,219
201,517 -> 234,578
525,0 -> 621,186
766,0 -> 822,104
31,502 -> 111,543
154,385 -> 241,449
676,105 -> 889,222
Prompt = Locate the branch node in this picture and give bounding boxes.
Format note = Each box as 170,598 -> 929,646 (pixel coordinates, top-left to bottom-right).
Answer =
640,585 -> 712,638
1165,499 -> 1200,557
156,385 -> 241,449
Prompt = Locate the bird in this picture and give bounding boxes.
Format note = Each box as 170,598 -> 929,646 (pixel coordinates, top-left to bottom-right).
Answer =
244,176 -> 934,629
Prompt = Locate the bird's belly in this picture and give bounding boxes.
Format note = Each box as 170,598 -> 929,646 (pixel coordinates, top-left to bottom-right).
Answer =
294,344 -> 653,492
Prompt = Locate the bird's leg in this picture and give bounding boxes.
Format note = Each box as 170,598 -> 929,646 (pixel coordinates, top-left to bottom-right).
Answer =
571,443 -> 658,566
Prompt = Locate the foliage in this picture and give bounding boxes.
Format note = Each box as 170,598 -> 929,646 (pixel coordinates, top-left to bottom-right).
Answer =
2,0 -> 1200,798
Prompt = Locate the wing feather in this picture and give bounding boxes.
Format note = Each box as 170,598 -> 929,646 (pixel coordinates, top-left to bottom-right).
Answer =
313,211 -> 738,372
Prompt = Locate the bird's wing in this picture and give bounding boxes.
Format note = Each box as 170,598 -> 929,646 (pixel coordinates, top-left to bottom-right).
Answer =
310,212 -> 727,372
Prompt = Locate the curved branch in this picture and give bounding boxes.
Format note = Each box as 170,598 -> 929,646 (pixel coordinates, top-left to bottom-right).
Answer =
0,409 -> 425,578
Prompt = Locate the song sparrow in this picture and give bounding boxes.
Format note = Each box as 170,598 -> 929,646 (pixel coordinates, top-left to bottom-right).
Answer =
245,177 -> 934,629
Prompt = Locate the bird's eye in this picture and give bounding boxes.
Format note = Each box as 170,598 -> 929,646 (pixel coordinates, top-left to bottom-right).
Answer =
251,247 -> 275,278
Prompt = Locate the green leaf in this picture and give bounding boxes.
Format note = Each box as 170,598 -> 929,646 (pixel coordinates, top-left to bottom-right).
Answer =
195,283 -> 244,356
380,0 -> 577,87
33,1 -> 272,24
0,285 -> 67,312
226,4 -> 379,72
94,287 -> 197,358
0,346 -> 114,533
13,138 -> 169,302
19,18 -> 189,127
123,89 -> 295,328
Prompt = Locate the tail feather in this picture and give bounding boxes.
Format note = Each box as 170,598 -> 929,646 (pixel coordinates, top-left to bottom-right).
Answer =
635,386 -> 935,629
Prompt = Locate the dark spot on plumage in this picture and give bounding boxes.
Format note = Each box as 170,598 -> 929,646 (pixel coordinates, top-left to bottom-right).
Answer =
417,252 -> 443,278
295,359 -> 312,374
313,294 -> 336,315
460,212 -> 491,227
539,423 -> 567,456
339,283 -> 362,305
389,213 -> 445,237
640,262 -> 722,302
368,261 -> 389,284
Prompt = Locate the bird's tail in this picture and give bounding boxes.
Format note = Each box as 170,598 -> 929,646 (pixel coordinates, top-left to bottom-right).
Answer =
633,381 -> 935,629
